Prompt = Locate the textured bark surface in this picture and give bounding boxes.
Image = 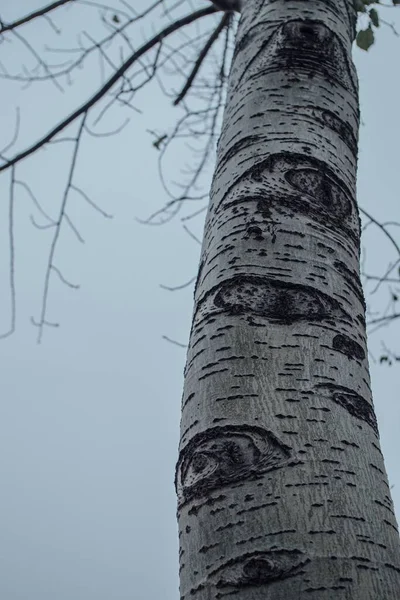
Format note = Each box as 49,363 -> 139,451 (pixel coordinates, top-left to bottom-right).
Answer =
176,1 -> 400,598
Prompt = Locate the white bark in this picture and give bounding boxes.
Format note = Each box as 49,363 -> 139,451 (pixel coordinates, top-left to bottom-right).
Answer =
176,1 -> 400,598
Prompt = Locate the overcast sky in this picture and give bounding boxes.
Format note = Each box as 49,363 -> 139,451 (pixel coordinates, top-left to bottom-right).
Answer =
0,2 -> 400,599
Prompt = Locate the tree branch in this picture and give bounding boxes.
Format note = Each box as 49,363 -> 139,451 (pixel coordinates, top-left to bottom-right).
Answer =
0,166 -> 16,339
0,0 -> 74,34
34,114 -> 87,344
174,12 -> 230,106
360,207 -> 400,259
0,5 -> 217,174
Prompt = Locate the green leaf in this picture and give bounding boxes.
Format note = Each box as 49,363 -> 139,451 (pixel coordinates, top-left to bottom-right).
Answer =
355,0 -> 378,12
369,8 -> 380,26
356,26 -> 375,51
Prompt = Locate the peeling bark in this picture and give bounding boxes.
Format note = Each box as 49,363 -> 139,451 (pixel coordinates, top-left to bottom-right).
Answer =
177,1 -> 400,598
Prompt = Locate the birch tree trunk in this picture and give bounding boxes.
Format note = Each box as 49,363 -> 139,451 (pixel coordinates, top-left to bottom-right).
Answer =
176,1 -> 400,598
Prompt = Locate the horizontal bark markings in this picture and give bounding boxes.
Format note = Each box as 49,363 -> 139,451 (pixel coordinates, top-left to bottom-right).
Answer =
215,520 -> 245,533
199,542 -> 220,554
213,151 -> 359,247
187,494 -> 227,517
304,105 -> 357,156
331,514 -> 365,522
334,259 -> 366,309
236,529 -> 297,547
198,367 -> 229,381
182,392 -> 196,409
215,394 -> 259,402
316,383 -> 378,435
232,19 -> 356,98
236,500 -> 278,515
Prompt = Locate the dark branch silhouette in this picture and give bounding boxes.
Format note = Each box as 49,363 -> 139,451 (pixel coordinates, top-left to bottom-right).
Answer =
0,0 -> 74,34
0,5 -> 217,174
0,166 -> 16,339
0,0 -> 399,346
33,114 -> 87,344
174,12 -> 230,105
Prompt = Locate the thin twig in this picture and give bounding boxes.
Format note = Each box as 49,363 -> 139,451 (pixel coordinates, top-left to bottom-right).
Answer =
183,224 -> 201,244
162,335 -> 187,348
70,184 -> 113,218
0,5 -> 217,174
0,165 -> 16,339
51,265 -> 80,288
0,107 -> 21,156
367,313 -> 400,326
15,179 -> 55,223
35,114 -> 87,343
64,213 -> 85,242
160,275 -> 196,291
174,12 -> 229,105
0,0 -> 73,34
181,206 -> 207,221
10,28 -> 64,92
360,206 -> 400,294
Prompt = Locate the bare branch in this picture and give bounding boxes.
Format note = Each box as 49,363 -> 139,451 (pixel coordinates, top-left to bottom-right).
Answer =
360,207 -> 400,294
160,275 -> 196,291
0,5 -> 217,174
70,184 -> 113,218
363,274 -> 400,284
360,207 -> 400,258
35,114 -> 87,343
162,335 -> 187,348
174,12 -> 229,105
15,179 -> 55,223
380,17 -> 399,36
10,27 -> 64,92
51,265 -> 80,289
0,166 -> 16,339
0,0 -> 164,85
31,316 -> 60,328
0,107 -> 21,157
64,213 -> 85,242
182,224 -> 201,244
84,117 -> 130,137
30,215 -> 57,229
367,313 -> 400,326
0,0 -> 74,34
77,0 -> 130,16
181,206 -> 207,221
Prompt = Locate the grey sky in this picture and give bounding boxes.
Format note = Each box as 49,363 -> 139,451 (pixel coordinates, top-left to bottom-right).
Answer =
0,1 -> 399,599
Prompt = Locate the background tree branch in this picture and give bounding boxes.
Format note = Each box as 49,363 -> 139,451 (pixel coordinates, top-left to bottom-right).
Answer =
0,0 -> 399,351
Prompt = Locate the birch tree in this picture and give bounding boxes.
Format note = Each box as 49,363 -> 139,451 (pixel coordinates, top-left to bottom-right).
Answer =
176,1 -> 400,598
1,1 -> 400,598
1,0 -> 399,342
